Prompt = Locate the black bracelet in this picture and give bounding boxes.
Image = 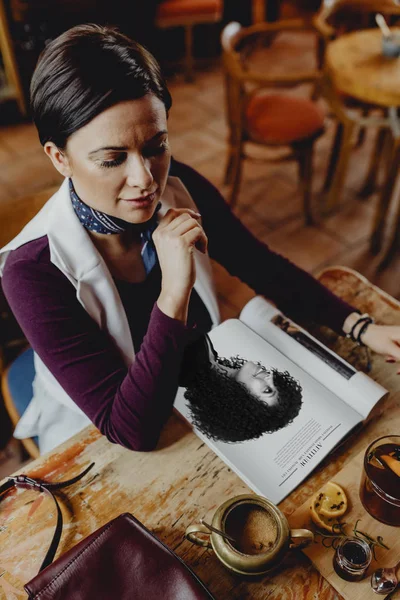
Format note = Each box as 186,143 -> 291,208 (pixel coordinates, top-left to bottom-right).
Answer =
357,318 -> 374,347
348,314 -> 371,344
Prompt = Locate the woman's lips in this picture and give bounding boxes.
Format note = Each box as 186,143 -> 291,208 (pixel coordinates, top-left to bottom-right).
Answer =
121,191 -> 157,207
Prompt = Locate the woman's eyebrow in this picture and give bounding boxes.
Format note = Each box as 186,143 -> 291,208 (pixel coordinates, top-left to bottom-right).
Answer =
253,367 -> 266,377
88,130 -> 168,156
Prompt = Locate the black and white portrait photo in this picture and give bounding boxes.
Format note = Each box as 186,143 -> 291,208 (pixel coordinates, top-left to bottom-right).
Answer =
180,334 -> 303,443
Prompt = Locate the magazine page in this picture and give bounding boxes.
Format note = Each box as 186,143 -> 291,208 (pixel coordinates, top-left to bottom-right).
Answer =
239,296 -> 387,419
174,319 -> 362,504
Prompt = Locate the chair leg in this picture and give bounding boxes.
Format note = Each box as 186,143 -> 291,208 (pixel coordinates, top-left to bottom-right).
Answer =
224,146 -> 236,186
354,108 -> 369,149
323,121 -> 356,215
228,143 -> 244,209
184,24 -> 194,83
355,125 -> 366,148
0,0 -> 27,116
358,128 -> 389,199
296,139 -> 315,226
322,122 -> 343,193
371,137 -> 400,263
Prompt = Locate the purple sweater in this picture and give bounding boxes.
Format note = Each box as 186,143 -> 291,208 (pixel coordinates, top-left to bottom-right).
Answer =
1,159 -> 356,451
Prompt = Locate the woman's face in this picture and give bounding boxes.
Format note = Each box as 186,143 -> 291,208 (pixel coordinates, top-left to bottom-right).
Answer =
47,94 -> 171,224
234,362 -> 278,407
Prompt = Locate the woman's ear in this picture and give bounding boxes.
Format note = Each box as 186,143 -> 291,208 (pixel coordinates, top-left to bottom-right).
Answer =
44,142 -> 72,177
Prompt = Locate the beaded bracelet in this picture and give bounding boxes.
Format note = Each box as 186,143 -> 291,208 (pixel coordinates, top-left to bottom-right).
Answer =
357,319 -> 374,346
346,313 -> 375,373
346,313 -> 375,347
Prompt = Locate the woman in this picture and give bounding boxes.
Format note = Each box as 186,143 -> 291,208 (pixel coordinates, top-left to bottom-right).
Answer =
0,24 -> 399,454
181,334 -> 303,443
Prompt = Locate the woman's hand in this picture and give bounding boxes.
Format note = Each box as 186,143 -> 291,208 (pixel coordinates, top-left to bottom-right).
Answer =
343,312 -> 400,366
362,324 -> 400,366
153,208 -> 208,322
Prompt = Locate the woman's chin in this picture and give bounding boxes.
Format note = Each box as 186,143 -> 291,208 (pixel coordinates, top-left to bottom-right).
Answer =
119,201 -> 158,224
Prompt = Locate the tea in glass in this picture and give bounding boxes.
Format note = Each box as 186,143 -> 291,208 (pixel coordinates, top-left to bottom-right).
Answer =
360,435 -> 400,526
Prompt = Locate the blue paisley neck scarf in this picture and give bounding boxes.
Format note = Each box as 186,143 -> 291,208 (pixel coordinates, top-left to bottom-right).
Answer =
69,178 -> 160,274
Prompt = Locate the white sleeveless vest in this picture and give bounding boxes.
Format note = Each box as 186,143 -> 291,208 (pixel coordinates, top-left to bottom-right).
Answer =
0,177 -> 220,454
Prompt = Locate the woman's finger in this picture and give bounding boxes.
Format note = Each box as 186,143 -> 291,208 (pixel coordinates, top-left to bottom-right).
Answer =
182,226 -> 208,254
156,209 -> 201,233
167,212 -> 197,232
386,342 -> 400,362
171,216 -> 204,239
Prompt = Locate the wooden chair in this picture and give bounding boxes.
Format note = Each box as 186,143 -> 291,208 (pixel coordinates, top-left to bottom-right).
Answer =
155,0 -> 223,81
221,20 -> 325,224
0,0 -> 27,116
0,186 -> 57,459
1,347 -> 39,459
313,0 -> 400,212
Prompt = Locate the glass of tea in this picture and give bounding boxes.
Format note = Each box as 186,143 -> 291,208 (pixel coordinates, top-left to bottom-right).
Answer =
360,435 -> 400,526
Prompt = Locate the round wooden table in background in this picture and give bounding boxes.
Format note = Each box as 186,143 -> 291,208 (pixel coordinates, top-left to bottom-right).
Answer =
325,28 -> 400,267
326,28 -> 400,108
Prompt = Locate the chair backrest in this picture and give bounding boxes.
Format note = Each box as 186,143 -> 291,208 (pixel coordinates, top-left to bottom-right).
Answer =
315,0 -> 400,43
221,19 -> 320,139
220,22 -> 247,141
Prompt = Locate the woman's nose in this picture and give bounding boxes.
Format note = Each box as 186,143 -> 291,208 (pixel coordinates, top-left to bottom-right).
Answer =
126,156 -> 154,191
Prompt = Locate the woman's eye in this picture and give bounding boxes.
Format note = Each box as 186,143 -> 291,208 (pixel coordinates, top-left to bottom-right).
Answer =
99,155 -> 126,169
143,143 -> 168,158
263,386 -> 273,395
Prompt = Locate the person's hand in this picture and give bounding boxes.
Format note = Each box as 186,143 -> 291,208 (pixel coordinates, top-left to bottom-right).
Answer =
343,312 -> 400,368
361,324 -> 400,367
153,208 -> 208,322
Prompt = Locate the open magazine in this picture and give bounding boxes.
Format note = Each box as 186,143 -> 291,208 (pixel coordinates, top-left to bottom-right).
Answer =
174,296 -> 387,504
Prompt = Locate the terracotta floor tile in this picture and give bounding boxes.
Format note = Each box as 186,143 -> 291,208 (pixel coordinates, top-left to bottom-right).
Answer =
263,218 -> 344,273
169,127 -> 226,166
0,123 -> 41,156
0,141 -> 16,164
233,204 -> 273,240
321,197 -> 378,246
0,151 -> 63,197
0,178 -> 21,203
168,97 -> 211,135
238,166 -> 304,227
203,115 -> 228,141
193,154 -> 227,191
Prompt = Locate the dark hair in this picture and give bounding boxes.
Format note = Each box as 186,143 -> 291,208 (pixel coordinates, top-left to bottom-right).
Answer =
183,356 -> 303,443
30,23 -> 172,148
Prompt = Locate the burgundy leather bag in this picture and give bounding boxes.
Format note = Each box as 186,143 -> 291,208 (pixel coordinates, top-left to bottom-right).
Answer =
0,463 -> 215,600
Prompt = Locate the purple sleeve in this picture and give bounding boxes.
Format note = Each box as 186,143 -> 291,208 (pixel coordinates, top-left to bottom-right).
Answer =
1,248 -> 190,451
170,159 -> 356,334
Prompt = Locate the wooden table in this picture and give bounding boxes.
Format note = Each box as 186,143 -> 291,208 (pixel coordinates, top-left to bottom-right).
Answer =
326,29 -> 400,108
1,266 -> 400,600
325,29 -> 400,266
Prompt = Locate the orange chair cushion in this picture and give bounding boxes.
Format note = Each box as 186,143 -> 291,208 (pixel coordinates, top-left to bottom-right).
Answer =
245,93 -> 325,145
157,0 -> 222,19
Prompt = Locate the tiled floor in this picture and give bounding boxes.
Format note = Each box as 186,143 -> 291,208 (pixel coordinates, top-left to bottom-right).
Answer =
2,23 -> 400,473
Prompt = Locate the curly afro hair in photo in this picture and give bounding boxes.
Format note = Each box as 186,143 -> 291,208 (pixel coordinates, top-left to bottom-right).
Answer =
183,353 -> 303,444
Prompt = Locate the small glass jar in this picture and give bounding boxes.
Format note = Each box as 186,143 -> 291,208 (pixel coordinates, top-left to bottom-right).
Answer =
333,537 -> 372,582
